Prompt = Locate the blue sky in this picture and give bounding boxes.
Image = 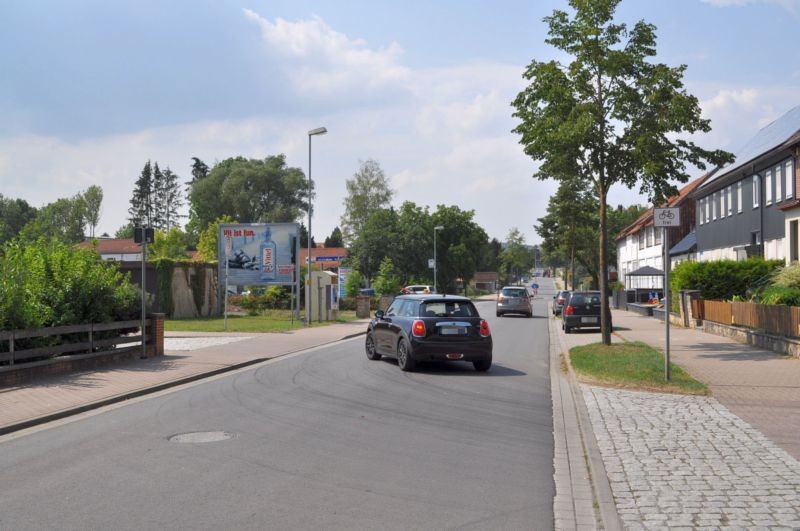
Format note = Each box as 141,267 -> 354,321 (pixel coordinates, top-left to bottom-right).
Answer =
2,0 -> 799,244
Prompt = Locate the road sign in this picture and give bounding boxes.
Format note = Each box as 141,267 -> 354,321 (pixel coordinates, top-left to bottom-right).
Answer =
428,258 -> 435,269
654,208 -> 680,227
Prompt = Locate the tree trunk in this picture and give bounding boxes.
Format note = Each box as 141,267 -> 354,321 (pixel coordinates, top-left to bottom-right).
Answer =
599,185 -> 611,345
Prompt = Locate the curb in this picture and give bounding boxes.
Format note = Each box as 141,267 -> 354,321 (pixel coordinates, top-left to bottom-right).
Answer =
550,313 -> 622,530
0,331 -> 367,437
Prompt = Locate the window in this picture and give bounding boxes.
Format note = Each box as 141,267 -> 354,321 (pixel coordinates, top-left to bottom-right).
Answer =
737,181 -> 743,213
720,190 -> 726,218
776,165 -> 783,202
699,199 -> 704,225
646,226 -> 654,247
753,175 -> 760,208
705,195 -> 710,221
727,186 -> 733,215
655,224 -> 662,244
786,159 -> 794,199
766,169 -> 773,205
639,231 -> 644,250
712,191 -> 717,220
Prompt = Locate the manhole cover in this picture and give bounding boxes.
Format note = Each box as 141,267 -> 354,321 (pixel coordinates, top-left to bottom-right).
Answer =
168,431 -> 236,443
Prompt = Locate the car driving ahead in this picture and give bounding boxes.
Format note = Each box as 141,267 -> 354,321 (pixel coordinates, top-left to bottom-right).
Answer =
364,294 -> 493,372
496,286 -> 532,317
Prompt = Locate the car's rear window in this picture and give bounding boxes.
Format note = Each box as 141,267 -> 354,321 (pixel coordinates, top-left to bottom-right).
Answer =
501,288 -> 527,298
420,301 -> 478,318
570,294 -> 600,305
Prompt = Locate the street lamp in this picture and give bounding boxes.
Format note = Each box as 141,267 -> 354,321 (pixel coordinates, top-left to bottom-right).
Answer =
307,126 -> 327,325
433,225 -> 444,293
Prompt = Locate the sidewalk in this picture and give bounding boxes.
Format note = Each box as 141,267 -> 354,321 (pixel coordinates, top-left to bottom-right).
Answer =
0,320 -> 369,435
557,306 -> 800,528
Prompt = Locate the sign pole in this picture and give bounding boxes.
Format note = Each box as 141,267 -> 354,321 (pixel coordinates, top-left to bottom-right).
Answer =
141,234 -> 147,359
654,207 -> 678,382
664,226 -> 670,381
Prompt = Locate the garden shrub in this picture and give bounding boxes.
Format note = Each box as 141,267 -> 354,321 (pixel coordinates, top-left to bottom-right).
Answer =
670,258 -> 782,301
758,285 -> 800,306
0,238 -> 138,332
770,262 -> 800,289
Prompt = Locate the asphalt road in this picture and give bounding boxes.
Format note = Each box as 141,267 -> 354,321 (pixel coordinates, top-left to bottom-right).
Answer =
0,291 -> 554,530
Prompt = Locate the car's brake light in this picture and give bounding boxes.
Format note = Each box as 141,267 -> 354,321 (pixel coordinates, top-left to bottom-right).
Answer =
412,320 -> 426,337
480,319 -> 491,338
565,305 -> 574,315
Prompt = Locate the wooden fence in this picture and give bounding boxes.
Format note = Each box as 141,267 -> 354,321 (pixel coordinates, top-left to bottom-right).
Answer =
702,300 -> 800,338
0,319 -> 147,367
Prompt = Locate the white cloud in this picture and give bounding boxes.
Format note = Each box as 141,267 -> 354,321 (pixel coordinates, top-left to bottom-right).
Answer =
700,0 -> 800,13
242,9 -> 410,98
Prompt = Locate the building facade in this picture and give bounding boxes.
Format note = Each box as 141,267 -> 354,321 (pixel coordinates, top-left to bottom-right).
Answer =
693,105 -> 800,263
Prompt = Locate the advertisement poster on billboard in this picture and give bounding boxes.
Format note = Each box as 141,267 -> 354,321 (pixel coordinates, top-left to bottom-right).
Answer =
218,223 -> 298,286
338,267 -> 352,299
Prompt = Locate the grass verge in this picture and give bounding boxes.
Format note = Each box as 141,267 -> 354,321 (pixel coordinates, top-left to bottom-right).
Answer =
570,341 -> 708,395
165,310 -> 360,333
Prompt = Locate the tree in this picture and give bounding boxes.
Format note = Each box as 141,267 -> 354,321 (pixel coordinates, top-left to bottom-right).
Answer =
187,155 -> 308,238
149,227 -> 189,260
512,0 -> 733,344
500,228 -> 534,284
430,205 -> 488,294
188,157 -> 210,188
82,185 -> 103,238
19,195 -> 86,244
160,167 -> 183,230
0,195 -> 37,245
344,269 -> 364,298
346,207 -> 398,284
340,159 -> 393,246
324,226 -> 343,248
128,161 -> 154,227
115,223 -> 135,239
394,201 -> 434,283
373,257 -> 402,296
196,215 -> 235,262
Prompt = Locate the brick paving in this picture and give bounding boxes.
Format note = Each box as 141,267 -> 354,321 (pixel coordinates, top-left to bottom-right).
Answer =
583,386 -> 800,529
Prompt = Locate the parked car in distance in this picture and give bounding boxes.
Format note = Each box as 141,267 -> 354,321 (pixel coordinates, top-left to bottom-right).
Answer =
401,284 -> 435,294
496,286 -> 533,318
552,290 -> 570,315
364,294 -> 493,372
561,291 -> 611,333
359,288 -> 376,296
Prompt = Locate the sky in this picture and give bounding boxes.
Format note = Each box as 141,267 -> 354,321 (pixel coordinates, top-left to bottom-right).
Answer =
2,0 -> 800,245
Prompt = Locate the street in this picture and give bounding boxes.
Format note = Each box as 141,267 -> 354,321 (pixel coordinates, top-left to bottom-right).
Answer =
0,296 -> 555,530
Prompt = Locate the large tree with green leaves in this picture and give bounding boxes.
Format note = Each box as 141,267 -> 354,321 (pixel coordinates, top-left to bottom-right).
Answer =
0,195 -> 37,245
500,228 -> 534,284
340,159 -> 393,246
431,205 -> 488,294
20,195 -> 87,244
82,185 -> 103,239
513,0 -> 732,344
187,155 -> 308,238
128,160 -> 154,227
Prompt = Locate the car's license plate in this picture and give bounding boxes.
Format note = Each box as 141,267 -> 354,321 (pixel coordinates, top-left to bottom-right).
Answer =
581,317 -> 598,323
441,327 -> 466,335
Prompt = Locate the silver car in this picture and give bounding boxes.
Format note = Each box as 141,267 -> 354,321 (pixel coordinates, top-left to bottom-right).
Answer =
496,286 -> 533,318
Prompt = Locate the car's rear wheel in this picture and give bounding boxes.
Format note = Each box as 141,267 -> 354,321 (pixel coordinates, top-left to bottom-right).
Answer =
365,333 -> 381,360
564,324 -> 572,334
496,312 -> 502,317
397,338 -> 416,372
473,357 -> 492,372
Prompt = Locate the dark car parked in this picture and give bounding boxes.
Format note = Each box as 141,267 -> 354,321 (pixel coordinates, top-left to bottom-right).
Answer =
365,294 -> 493,372
552,290 -> 570,316
561,291 -> 611,333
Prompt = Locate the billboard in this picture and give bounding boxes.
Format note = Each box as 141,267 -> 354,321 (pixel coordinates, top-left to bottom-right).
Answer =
219,223 -> 299,286
338,267 -> 352,298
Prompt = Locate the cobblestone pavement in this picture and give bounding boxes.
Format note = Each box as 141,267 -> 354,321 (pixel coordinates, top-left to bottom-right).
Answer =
583,386 -> 800,530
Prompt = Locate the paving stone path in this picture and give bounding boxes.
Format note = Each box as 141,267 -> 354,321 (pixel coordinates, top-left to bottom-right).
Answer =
164,336 -> 251,351
583,386 -> 800,530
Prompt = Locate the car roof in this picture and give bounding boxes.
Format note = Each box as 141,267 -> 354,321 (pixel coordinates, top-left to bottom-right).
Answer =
500,286 -> 527,290
395,294 -> 471,303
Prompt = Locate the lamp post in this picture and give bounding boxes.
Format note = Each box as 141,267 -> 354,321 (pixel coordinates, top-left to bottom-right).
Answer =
433,225 -> 444,293
307,126 -> 327,325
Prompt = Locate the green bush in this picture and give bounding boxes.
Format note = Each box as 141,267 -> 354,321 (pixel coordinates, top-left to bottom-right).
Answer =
758,285 -> 800,306
771,262 -> 800,289
670,258 -> 782,301
0,238 -> 138,332
228,286 -> 292,314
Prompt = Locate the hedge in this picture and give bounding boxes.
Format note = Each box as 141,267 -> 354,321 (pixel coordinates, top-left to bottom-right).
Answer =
670,258 -> 782,301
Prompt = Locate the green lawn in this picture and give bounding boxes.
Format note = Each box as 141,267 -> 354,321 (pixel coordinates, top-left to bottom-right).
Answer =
570,341 -> 708,395
165,310 -> 360,333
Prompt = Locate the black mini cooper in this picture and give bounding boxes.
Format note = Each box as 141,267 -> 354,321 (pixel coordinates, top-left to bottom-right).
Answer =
364,294 -> 493,372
